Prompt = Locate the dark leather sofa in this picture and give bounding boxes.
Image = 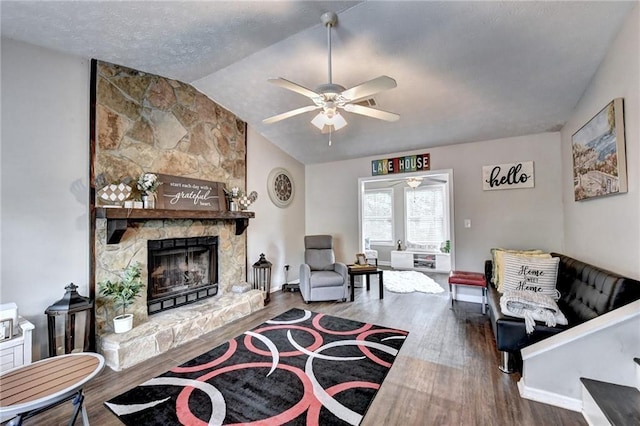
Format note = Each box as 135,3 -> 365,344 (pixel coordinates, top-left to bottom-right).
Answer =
485,253 -> 640,373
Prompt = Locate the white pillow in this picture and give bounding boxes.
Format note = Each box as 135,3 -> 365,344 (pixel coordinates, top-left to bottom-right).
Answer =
501,253 -> 560,300
490,248 -> 550,290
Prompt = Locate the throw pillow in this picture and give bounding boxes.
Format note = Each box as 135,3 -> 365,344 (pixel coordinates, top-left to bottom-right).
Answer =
491,248 -> 550,290
501,253 -> 560,300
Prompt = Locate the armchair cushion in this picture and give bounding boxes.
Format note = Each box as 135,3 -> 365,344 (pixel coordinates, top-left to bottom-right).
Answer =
309,271 -> 345,288
304,235 -> 336,271
306,250 -> 336,271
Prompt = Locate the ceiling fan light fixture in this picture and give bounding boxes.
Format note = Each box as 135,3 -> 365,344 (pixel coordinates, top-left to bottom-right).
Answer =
263,11 -> 398,130
330,112 -> 347,130
311,113 -> 327,130
311,111 -> 347,131
406,177 -> 422,189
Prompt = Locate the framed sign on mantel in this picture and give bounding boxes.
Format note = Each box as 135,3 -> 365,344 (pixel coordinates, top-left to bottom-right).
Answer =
155,174 -> 227,211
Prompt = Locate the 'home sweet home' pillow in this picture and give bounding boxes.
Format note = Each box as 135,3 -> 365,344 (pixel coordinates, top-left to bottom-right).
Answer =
501,253 -> 560,300
491,248 -> 551,291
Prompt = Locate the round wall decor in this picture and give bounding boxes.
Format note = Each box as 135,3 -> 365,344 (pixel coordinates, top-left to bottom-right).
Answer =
267,167 -> 294,208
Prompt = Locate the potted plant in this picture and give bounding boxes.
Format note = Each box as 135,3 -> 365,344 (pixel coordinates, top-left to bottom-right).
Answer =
98,262 -> 145,333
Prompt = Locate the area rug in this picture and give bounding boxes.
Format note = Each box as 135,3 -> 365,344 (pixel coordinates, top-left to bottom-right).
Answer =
383,270 -> 445,294
104,308 -> 408,425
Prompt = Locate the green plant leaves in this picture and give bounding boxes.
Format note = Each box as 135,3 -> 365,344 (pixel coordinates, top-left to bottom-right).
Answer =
98,262 -> 145,317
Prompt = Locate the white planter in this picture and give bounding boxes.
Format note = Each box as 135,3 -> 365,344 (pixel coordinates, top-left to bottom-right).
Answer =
113,314 -> 133,334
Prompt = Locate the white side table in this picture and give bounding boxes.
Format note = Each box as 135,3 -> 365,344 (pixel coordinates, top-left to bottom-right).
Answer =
0,317 -> 34,372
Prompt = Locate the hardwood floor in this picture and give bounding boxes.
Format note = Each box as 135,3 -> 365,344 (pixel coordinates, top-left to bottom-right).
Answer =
22,276 -> 586,425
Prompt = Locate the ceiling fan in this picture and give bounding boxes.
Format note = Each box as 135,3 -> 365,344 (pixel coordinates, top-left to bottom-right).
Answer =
263,11 -> 399,135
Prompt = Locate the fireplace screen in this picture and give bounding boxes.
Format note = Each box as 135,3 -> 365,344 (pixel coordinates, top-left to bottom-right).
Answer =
147,236 -> 218,314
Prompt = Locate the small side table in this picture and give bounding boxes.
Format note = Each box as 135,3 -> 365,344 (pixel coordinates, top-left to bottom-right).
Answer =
0,352 -> 105,425
348,266 -> 384,302
0,318 -> 34,372
448,270 -> 487,314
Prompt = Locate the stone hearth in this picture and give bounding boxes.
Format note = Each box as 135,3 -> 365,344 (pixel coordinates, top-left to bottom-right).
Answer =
99,291 -> 263,371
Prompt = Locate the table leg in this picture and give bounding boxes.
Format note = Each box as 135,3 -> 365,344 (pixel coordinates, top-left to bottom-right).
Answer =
350,274 -> 355,302
450,282 -> 454,308
379,271 -> 384,299
82,404 -> 89,426
366,275 -> 371,291
7,415 -> 23,426
482,287 -> 487,315
69,390 -> 84,426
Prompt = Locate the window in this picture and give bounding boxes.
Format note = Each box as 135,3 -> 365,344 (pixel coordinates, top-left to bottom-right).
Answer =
405,185 -> 447,245
362,189 -> 394,244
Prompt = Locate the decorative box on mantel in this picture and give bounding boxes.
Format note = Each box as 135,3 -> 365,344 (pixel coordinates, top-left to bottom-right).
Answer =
95,208 -> 255,245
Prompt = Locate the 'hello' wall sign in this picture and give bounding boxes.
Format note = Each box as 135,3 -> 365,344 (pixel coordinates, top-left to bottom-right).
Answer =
482,161 -> 534,191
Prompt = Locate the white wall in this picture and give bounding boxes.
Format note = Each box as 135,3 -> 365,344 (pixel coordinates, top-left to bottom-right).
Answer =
519,301 -> 640,410
246,128 -> 305,290
561,4 -> 640,279
1,38 -> 90,359
516,6 -> 640,410
306,133 -> 564,272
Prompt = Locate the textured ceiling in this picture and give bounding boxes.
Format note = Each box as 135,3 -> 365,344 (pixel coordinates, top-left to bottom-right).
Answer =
1,1 -> 635,164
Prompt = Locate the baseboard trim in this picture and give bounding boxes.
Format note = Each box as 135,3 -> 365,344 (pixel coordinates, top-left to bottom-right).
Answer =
517,378 -> 583,412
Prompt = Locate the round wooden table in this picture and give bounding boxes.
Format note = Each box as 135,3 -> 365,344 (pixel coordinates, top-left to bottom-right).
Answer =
0,352 -> 105,425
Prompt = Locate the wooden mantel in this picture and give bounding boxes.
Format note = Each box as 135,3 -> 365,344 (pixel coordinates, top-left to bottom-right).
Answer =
95,208 -> 255,244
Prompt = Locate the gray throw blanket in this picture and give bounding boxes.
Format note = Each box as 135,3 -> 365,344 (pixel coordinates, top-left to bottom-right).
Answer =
500,290 -> 568,333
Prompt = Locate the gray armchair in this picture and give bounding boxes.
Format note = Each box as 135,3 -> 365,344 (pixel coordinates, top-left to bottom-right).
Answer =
299,235 -> 348,303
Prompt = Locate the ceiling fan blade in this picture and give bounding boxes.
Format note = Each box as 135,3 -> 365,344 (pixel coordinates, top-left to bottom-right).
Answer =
268,78 -> 320,99
263,105 -> 320,124
343,104 -> 399,122
341,76 -> 397,102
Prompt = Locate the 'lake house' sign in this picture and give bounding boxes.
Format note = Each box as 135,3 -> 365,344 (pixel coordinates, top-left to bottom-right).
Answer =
482,161 -> 535,191
372,153 -> 430,176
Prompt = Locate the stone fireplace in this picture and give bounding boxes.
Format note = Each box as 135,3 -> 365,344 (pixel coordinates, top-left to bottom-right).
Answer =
147,236 -> 218,314
91,60 -> 264,370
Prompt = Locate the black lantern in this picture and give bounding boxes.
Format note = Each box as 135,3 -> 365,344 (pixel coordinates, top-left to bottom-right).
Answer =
45,283 -> 93,357
252,254 -> 272,304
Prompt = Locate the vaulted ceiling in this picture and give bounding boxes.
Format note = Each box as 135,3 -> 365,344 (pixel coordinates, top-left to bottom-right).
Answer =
1,1 -> 634,164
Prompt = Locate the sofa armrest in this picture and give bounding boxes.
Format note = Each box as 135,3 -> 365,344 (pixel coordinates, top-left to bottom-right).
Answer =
485,260 -> 493,287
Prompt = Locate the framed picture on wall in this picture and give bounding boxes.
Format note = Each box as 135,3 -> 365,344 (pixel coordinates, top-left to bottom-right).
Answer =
571,98 -> 627,201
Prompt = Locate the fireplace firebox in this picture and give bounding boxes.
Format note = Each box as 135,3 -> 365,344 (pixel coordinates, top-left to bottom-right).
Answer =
147,236 -> 218,314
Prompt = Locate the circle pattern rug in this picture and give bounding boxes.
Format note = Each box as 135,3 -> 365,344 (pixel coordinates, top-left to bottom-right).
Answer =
105,308 -> 408,425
